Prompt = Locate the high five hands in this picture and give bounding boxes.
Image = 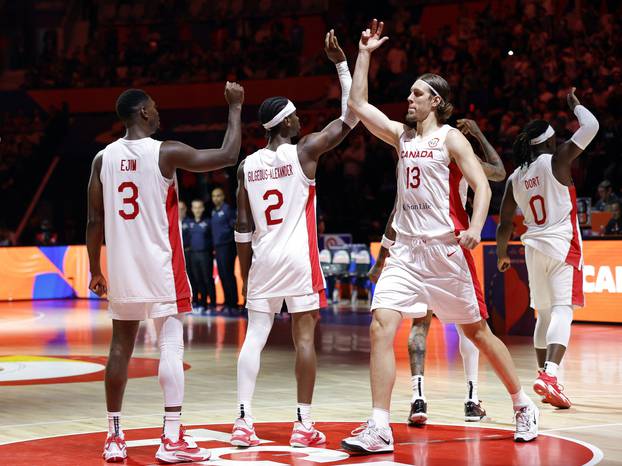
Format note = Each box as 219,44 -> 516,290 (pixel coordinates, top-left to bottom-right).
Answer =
325,29 -> 346,64
359,19 -> 389,53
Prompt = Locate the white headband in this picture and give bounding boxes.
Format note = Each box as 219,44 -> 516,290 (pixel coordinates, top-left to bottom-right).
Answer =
529,125 -> 555,145
416,79 -> 442,100
262,100 -> 296,129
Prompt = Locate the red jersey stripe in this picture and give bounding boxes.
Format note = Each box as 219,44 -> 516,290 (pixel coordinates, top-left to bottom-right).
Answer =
305,186 -> 324,292
462,247 -> 489,319
166,184 -> 192,310
448,162 -> 469,234
565,186 -> 582,268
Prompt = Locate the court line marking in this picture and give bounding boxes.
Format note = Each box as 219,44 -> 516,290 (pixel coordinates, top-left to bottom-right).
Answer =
0,312 -> 45,326
0,420 -> 604,465
541,422 -> 622,433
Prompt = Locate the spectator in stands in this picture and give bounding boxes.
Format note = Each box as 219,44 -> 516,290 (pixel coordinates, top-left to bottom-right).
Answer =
604,201 -> 622,236
187,199 -> 216,313
210,187 -> 238,311
34,219 -> 58,246
594,180 -> 619,211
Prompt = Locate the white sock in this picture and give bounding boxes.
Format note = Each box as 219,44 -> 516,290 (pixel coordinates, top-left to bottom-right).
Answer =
544,361 -> 559,377
510,389 -> 533,410
164,411 -> 181,441
297,403 -> 312,427
239,401 -> 253,424
107,411 -> 122,438
372,408 -> 390,429
411,375 -> 425,401
466,380 -> 478,402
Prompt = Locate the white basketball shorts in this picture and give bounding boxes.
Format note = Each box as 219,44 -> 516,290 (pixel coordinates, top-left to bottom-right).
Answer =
246,290 -> 327,314
525,245 -> 584,309
109,297 -> 192,320
371,237 -> 488,324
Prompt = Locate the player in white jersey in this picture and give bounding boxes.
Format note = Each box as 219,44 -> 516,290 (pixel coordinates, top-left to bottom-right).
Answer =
87,82 -> 244,463
497,88 -> 599,409
341,20 -> 539,453
230,30 -> 358,448
369,118 -> 506,425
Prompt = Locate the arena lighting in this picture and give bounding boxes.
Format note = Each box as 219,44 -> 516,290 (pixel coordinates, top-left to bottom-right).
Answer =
508,50 -> 514,56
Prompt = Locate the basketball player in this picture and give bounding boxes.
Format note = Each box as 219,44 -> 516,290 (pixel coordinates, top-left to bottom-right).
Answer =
369,118 -> 506,425
231,30 -> 358,448
497,88 -> 598,409
341,20 -> 539,453
87,82 -> 244,463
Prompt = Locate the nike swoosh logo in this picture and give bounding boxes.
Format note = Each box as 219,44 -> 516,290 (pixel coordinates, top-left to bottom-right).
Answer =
447,251 -> 456,257
378,436 -> 391,445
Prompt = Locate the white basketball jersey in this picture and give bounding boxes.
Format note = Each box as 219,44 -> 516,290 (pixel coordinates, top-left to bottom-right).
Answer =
243,144 -> 325,298
100,137 -> 191,303
510,153 -> 582,268
392,125 -> 469,239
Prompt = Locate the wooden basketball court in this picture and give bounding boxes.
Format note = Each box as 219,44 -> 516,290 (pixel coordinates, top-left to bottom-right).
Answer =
1,299 -> 620,465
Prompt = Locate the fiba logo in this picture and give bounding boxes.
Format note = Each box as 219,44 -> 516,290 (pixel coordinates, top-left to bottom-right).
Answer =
428,137 -> 439,147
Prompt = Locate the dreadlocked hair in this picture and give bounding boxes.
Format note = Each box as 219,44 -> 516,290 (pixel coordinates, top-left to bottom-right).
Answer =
512,120 -> 550,168
258,96 -> 288,138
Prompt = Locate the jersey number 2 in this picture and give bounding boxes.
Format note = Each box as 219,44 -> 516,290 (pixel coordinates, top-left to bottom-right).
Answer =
263,189 -> 283,225
118,182 -> 139,220
529,194 -> 546,225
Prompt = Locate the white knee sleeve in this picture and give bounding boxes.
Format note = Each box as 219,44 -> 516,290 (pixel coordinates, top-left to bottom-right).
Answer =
456,325 -> 479,381
546,305 -> 573,347
534,308 -> 551,349
154,315 -> 185,407
237,311 -> 274,407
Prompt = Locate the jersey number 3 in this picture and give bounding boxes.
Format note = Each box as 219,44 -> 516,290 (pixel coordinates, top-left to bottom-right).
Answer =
263,189 -> 283,225
118,182 -> 139,220
529,194 -> 547,225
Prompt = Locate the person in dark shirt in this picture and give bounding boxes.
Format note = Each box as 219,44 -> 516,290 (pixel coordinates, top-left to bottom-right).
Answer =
187,199 -> 217,312
210,187 -> 238,311
604,201 -> 622,235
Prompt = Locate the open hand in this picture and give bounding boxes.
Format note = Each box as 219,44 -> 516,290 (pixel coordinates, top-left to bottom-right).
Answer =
325,29 -> 346,64
457,118 -> 483,139
359,19 -> 389,53
225,81 -> 244,106
89,273 -> 107,297
567,86 -> 580,111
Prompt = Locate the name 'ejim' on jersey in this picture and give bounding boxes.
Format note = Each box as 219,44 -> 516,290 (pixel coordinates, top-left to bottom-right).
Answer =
100,137 -> 191,303
393,125 -> 469,240
243,144 -> 325,299
510,153 -> 583,268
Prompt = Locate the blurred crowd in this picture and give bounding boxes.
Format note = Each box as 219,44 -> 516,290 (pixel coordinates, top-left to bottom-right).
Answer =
2,0 -> 622,245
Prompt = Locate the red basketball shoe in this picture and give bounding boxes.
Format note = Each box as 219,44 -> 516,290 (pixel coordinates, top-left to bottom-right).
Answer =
533,371 -> 571,409
102,434 -> 127,463
155,426 -> 211,463
230,418 -> 260,447
289,421 -> 326,447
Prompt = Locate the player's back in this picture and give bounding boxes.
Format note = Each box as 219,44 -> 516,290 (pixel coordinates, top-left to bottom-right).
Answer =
243,144 -> 324,298
100,137 -> 191,302
510,153 -> 582,267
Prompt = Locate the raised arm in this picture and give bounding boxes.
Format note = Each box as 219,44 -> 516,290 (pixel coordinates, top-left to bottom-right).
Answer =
298,30 -> 357,175
159,82 -> 244,177
446,129 -> 491,249
552,87 -> 599,185
86,152 -> 107,297
496,177 -> 518,272
457,118 -> 506,181
234,161 -> 254,299
348,19 -> 403,149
